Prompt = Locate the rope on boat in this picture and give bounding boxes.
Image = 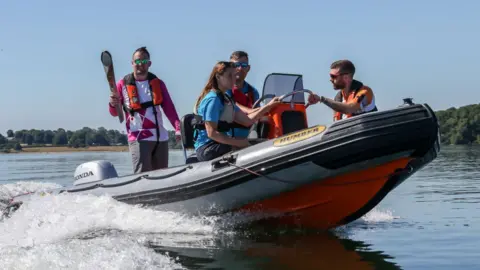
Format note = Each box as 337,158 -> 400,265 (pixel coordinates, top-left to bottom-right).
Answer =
222,158 -> 296,184
223,155 -> 414,186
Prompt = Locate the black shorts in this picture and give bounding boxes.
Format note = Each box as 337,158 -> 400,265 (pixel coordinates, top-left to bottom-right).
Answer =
196,141 -> 233,161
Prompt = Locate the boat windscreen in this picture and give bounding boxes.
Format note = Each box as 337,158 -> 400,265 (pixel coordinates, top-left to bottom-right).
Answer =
261,73 -> 305,104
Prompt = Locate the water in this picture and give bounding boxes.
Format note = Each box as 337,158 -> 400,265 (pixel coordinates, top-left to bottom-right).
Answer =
0,146 -> 479,269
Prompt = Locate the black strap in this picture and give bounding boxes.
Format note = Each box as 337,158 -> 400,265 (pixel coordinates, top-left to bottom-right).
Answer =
190,114 -> 248,133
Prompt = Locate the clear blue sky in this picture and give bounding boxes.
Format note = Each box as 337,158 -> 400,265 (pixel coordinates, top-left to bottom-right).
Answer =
1,0 -> 479,134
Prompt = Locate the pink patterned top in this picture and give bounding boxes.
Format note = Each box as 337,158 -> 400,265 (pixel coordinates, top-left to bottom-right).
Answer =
109,77 -> 181,142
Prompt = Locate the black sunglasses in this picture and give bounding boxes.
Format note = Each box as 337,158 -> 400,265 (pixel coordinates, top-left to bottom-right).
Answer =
330,72 -> 349,79
233,62 -> 249,68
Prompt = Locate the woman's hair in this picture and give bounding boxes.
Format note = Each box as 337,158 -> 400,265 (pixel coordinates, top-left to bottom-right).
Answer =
194,61 -> 234,113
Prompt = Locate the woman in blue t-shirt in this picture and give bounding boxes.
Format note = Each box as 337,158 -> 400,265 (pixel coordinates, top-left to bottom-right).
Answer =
193,61 -> 280,161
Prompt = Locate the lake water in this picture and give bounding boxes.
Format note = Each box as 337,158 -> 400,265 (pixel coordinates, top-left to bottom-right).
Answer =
0,146 -> 479,269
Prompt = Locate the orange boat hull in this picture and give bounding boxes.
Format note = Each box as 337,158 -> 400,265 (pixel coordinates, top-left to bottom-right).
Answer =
237,157 -> 413,230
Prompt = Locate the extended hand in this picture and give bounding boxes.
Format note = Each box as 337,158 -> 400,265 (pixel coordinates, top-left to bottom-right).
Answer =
307,94 -> 322,106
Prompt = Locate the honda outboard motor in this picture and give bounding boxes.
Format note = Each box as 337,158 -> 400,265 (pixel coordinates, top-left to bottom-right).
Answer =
1,160 -> 119,220
73,160 -> 118,186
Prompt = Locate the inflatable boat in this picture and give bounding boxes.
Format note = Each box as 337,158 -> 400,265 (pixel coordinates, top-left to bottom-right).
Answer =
1,73 -> 441,230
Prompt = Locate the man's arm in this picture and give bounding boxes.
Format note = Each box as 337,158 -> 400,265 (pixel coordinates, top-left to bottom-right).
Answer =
309,92 -> 369,114
323,88 -> 373,114
321,96 -> 360,114
159,80 -> 181,134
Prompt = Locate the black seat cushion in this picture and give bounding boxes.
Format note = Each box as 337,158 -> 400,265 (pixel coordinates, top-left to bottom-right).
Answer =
180,113 -> 196,149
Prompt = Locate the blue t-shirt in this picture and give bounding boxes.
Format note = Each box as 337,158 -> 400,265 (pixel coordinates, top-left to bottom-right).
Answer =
194,90 -> 240,150
225,82 -> 260,138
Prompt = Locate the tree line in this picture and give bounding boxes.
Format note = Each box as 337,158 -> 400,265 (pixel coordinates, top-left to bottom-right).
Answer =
0,127 -> 182,152
1,103 -> 478,152
435,103 -> 479,145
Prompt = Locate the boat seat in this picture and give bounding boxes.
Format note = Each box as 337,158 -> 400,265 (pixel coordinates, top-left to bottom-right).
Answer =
180,113 -> 200,164
180,113 -> 196,149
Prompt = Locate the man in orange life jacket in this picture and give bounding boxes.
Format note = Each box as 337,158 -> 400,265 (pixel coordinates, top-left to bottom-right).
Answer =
307,59 -> 378,121
109,47 -> 181,173
225,51 -> 262,138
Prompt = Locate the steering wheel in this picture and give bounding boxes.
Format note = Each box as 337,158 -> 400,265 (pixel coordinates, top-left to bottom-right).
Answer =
251,94 -> 276,108
278,89 -> 315,109
247,89 -> 315,138
252,89 -> 315,108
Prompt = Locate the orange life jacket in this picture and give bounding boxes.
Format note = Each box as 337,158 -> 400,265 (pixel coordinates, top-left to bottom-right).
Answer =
123,72 -> 163,114
333,80 -> 377,121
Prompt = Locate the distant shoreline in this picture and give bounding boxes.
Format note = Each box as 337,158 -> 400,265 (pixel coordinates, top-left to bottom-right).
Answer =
1,145 -> 129,154
0,145 -> 185,154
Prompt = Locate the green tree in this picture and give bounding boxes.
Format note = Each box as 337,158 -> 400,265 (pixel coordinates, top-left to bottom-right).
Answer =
52,130 -> 68,145
24,133 -> 34,145
14,130 -> 24,141
44,130 -> 55,144
435,103 -> 480,145
0,134 -> 7,145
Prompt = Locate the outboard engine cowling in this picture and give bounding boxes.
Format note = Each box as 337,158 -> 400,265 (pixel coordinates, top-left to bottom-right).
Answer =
73,160 -> 118,186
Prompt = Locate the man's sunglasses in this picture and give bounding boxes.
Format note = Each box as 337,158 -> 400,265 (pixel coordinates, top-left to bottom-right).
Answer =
233,62 -> 249,68
134,59 -> 150,65
330,72 -> 348,79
